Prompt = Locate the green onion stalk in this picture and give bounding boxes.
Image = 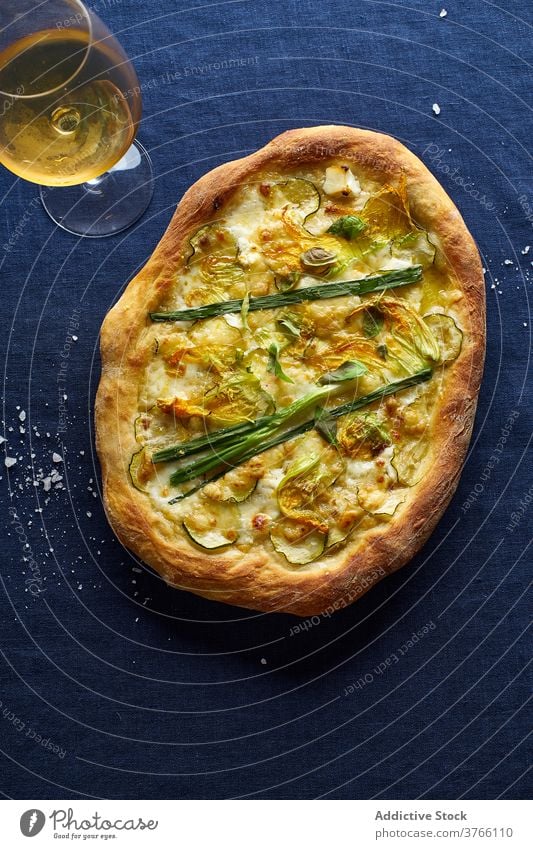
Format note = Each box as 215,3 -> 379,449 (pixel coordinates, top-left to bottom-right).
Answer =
166,369 -> 432,502
150,266 -> 422,323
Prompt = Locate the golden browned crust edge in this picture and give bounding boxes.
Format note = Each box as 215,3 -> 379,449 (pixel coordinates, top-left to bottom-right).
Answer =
95,126 -> 485,616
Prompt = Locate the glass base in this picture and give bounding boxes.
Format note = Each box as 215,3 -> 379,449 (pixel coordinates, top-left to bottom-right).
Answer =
40,140 -> 154,237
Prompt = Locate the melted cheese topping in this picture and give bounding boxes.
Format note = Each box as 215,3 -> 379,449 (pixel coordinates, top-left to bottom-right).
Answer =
132,164 -> 464,565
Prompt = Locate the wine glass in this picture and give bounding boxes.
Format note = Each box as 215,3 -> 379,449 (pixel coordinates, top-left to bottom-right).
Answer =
0,0 -> 153,237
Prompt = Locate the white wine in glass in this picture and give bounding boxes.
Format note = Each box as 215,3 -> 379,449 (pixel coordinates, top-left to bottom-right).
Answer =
0,0 -> 153,237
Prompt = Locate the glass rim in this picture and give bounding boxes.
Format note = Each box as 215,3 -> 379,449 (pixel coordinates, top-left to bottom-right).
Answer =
0,0 -> 94,99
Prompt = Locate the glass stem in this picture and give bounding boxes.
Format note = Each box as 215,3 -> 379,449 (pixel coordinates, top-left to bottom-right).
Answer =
84,173 -> 108,194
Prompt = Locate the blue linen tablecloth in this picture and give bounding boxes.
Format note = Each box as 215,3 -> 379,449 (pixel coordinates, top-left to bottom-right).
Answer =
0,0 -> 531,799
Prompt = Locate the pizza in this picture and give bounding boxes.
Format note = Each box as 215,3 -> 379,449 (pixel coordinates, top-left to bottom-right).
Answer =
96,126 -> 485,616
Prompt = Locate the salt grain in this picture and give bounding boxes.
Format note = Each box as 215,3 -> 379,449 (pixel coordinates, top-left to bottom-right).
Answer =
5,457 -> 17,468
52,452 -> 63,463
432,103 -> 441,115
439,8 -> 447,17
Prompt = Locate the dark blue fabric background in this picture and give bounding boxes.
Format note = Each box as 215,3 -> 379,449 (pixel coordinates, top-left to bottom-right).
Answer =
0,0 -> 531,800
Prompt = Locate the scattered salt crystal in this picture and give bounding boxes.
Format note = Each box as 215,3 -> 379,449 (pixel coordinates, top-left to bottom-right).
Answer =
522,246 -> 530,255
504,259 -> 513,266
439,8 -> 447,17
86,511 -> 92,518
0,436 -> 5,444
19,410 -> 26,422
52,452 -> 63,463
72,335 -> 78,341
260,658 -> 267,665
43,477 -> 52,492
524,323 -> 528,327
5,457 -> 17,468
432,103 -> 441,115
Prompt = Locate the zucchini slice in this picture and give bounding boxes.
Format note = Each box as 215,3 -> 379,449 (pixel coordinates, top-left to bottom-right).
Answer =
185,222 -> 245,297
391,440 -> 428,487
393,229 -> 436,268
186,221 -> 238,265
265,178 -> 321,228
134,413 -> 150,443
423,313 -> 463,363
182,502 -> 239,550
325,521 -> 358,554
357,487 -> 406,519
129,447 -> 154,493
270,518 -> 327,565
183,522 -> 235,550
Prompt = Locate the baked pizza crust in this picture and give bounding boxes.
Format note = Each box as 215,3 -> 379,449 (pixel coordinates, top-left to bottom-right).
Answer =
95,126 -> 485,616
